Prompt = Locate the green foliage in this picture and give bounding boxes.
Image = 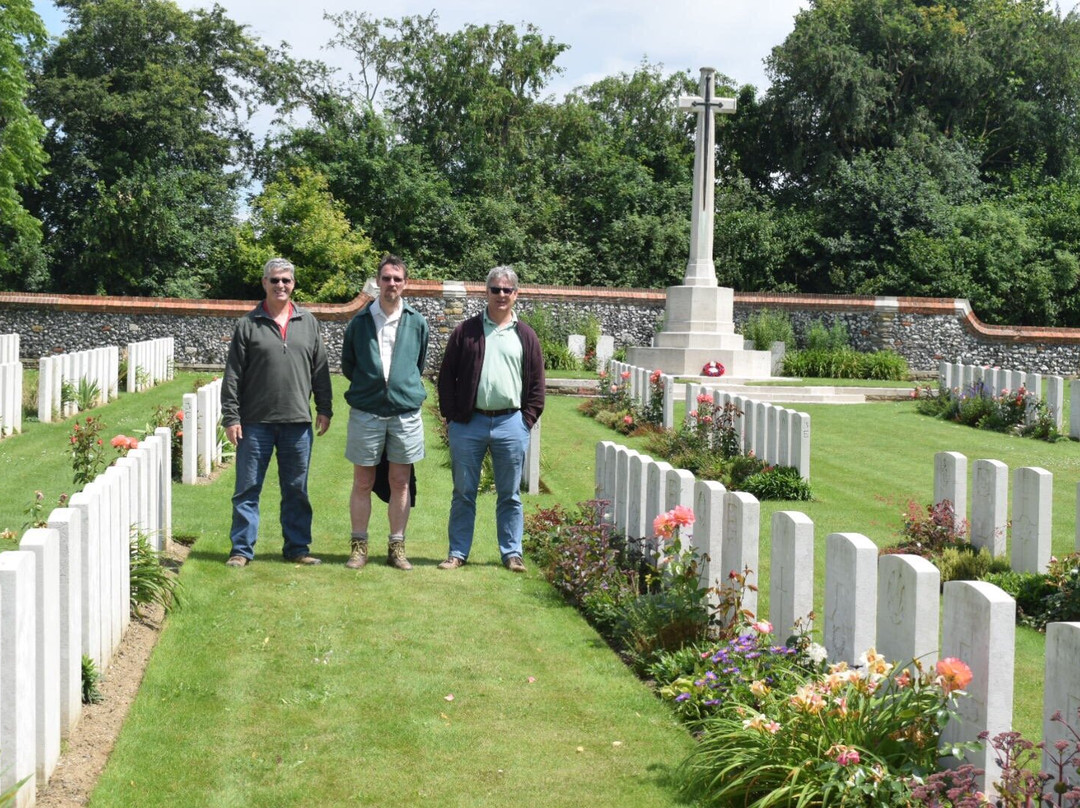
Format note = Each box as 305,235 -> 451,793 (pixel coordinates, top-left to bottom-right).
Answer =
519,306 -> 581,371
742,309 -> 795,351
985,554 -> 1080,631
75,377 -> 101,410
68,415 -> 109,486
741,465 -> 813,502
679,654 -> 965,807
915,383 -> 1062,441
233,166 -> 378,302
804,318 -> 849,352
129,530 -> 182,618
82,654 -> 103,704
0,0 -> 49,292
782,347 -> 909,380
936,546 -> 1010,584
30,0 -> 288,296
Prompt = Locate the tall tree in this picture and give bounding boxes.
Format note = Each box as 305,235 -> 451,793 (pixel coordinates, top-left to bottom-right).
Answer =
0,0 -> 49,290
28,0 -> 286,296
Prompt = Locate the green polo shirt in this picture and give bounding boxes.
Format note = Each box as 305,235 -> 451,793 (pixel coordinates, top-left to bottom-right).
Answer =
476,310 -> 524,410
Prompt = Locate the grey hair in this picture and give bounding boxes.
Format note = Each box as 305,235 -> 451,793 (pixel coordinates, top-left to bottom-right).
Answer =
263,257 -> 296,280
486,265 -> 518,289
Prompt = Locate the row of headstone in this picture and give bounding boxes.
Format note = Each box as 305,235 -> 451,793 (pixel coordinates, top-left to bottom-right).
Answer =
691,383 -> 810,481
932,451 -> 1063,573
938,361 -> 1064,430
0,361 -> 22,438
595,438 -> 1079,791
126,337 -> 174,393
567,334 -> 615,372
36,347 -> 120,423
606,360 -> 811,480
182,379 -> 224,484
0,429 -> 173,805
0,333 -> 18,364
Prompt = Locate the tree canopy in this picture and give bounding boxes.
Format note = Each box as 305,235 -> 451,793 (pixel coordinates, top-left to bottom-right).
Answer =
4,0 -> 1080,324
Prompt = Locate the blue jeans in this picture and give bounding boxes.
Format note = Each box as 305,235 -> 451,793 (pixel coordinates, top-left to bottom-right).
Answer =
447,411 -> 529,562
230,422 -> 314,560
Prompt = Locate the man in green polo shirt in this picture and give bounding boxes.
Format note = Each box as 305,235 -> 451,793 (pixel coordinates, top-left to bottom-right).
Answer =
436,266 -> 545,572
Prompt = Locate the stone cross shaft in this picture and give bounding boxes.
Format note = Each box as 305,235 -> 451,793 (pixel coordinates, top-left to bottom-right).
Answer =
678,67 -> 736,287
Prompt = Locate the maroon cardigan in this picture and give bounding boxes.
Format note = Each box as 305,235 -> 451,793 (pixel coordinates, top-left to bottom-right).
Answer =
437,313 -> 546,428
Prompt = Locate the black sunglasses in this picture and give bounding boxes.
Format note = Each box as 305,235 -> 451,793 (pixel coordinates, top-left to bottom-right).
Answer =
489,286 -> 516,295
268,277 -> 293,285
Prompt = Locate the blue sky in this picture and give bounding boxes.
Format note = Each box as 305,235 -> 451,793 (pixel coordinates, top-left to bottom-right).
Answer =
32,0 -> 809,96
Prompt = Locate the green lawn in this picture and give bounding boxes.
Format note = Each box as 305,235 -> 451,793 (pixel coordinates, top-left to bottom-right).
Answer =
1,372 -> 1071,802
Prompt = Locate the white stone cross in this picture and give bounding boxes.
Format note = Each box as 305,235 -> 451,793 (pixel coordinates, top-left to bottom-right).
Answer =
678,66 -> 736,287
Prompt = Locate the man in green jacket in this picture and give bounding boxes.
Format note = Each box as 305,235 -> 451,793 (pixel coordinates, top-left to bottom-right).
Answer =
341,255 -> 429,570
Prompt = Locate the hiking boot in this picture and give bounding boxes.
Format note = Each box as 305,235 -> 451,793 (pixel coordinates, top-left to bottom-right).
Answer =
387,540 -> 413,571
437,556 -> 465,570
504,555 -> 526,573
345,538 -> 368,570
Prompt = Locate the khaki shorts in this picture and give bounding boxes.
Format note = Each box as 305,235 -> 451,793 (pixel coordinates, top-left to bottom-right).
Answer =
345,409 -> 425,466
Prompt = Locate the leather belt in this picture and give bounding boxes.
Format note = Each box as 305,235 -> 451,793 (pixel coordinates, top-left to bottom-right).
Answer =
475,407 -> 518,417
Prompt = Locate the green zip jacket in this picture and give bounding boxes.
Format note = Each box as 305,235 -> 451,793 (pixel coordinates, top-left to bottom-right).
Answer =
221,302 -> 333,426
341,301 -> 429,416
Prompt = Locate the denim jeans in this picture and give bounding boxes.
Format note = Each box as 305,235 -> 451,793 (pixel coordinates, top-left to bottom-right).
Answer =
229,422 -> 314,560
447,410 -> 529,562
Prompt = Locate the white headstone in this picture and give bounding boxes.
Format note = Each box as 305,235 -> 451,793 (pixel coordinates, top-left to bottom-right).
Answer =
523,418 -> 541,495
664,468 -> 695,515
791,412 -> 811,480
722,491 -> 760,620
693,480 -> 727,600
47,507 -> 83,736
644,460 -> 674,547
769,511 -> 814,643
1047,375 -> 1064,429
595,335 -> 614,372
613,447 -> 636,535
971,459 -> 1008,557
941,580 -> 1015,790
934,451 -> 967,531
68,490 -> 103,667
19,529 -> 61,784
877,554 -> 940,670
1043,622 -> 1080,785
1012,466 -> 1052,574
0,550 -> 37,806
626,453 -> 651,543
825,533 -> 878,665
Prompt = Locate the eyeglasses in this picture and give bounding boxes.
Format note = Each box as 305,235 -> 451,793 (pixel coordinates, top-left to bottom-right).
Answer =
489,286 -> 516,295
267,277 -> 293,285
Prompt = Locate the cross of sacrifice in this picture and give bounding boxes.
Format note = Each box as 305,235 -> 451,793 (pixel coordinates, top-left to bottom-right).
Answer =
678,67 -> 736,286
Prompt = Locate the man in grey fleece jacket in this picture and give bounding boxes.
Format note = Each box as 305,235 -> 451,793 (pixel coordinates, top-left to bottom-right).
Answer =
220,257 -> 333,567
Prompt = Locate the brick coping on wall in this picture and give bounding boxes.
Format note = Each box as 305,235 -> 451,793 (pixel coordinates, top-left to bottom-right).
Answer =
2,283 -> 1080,345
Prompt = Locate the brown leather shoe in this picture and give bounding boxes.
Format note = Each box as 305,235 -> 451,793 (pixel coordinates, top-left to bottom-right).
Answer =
387,540 -> 413,570
285,555 -> 322,566
437,556 -> 465,570
345,539 -> 368,570
225,555 -> 249,567
504,556 -> 526,573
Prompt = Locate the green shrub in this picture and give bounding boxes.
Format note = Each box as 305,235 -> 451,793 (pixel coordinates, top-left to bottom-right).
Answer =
82,655 -> 104,704
741,465 -> 813,501
743,309 -> 795,351
983,569 -> 1057,628
936,546 -> 1010,583
130,531 -> 183,618
804,318 -> 849,351
858,350 -> 910,380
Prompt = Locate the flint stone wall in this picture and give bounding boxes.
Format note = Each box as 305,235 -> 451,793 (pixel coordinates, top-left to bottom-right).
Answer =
2,285 -> 1079,375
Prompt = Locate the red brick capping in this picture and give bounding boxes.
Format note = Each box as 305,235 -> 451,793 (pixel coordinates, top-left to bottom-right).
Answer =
2,283 -> 1080,345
